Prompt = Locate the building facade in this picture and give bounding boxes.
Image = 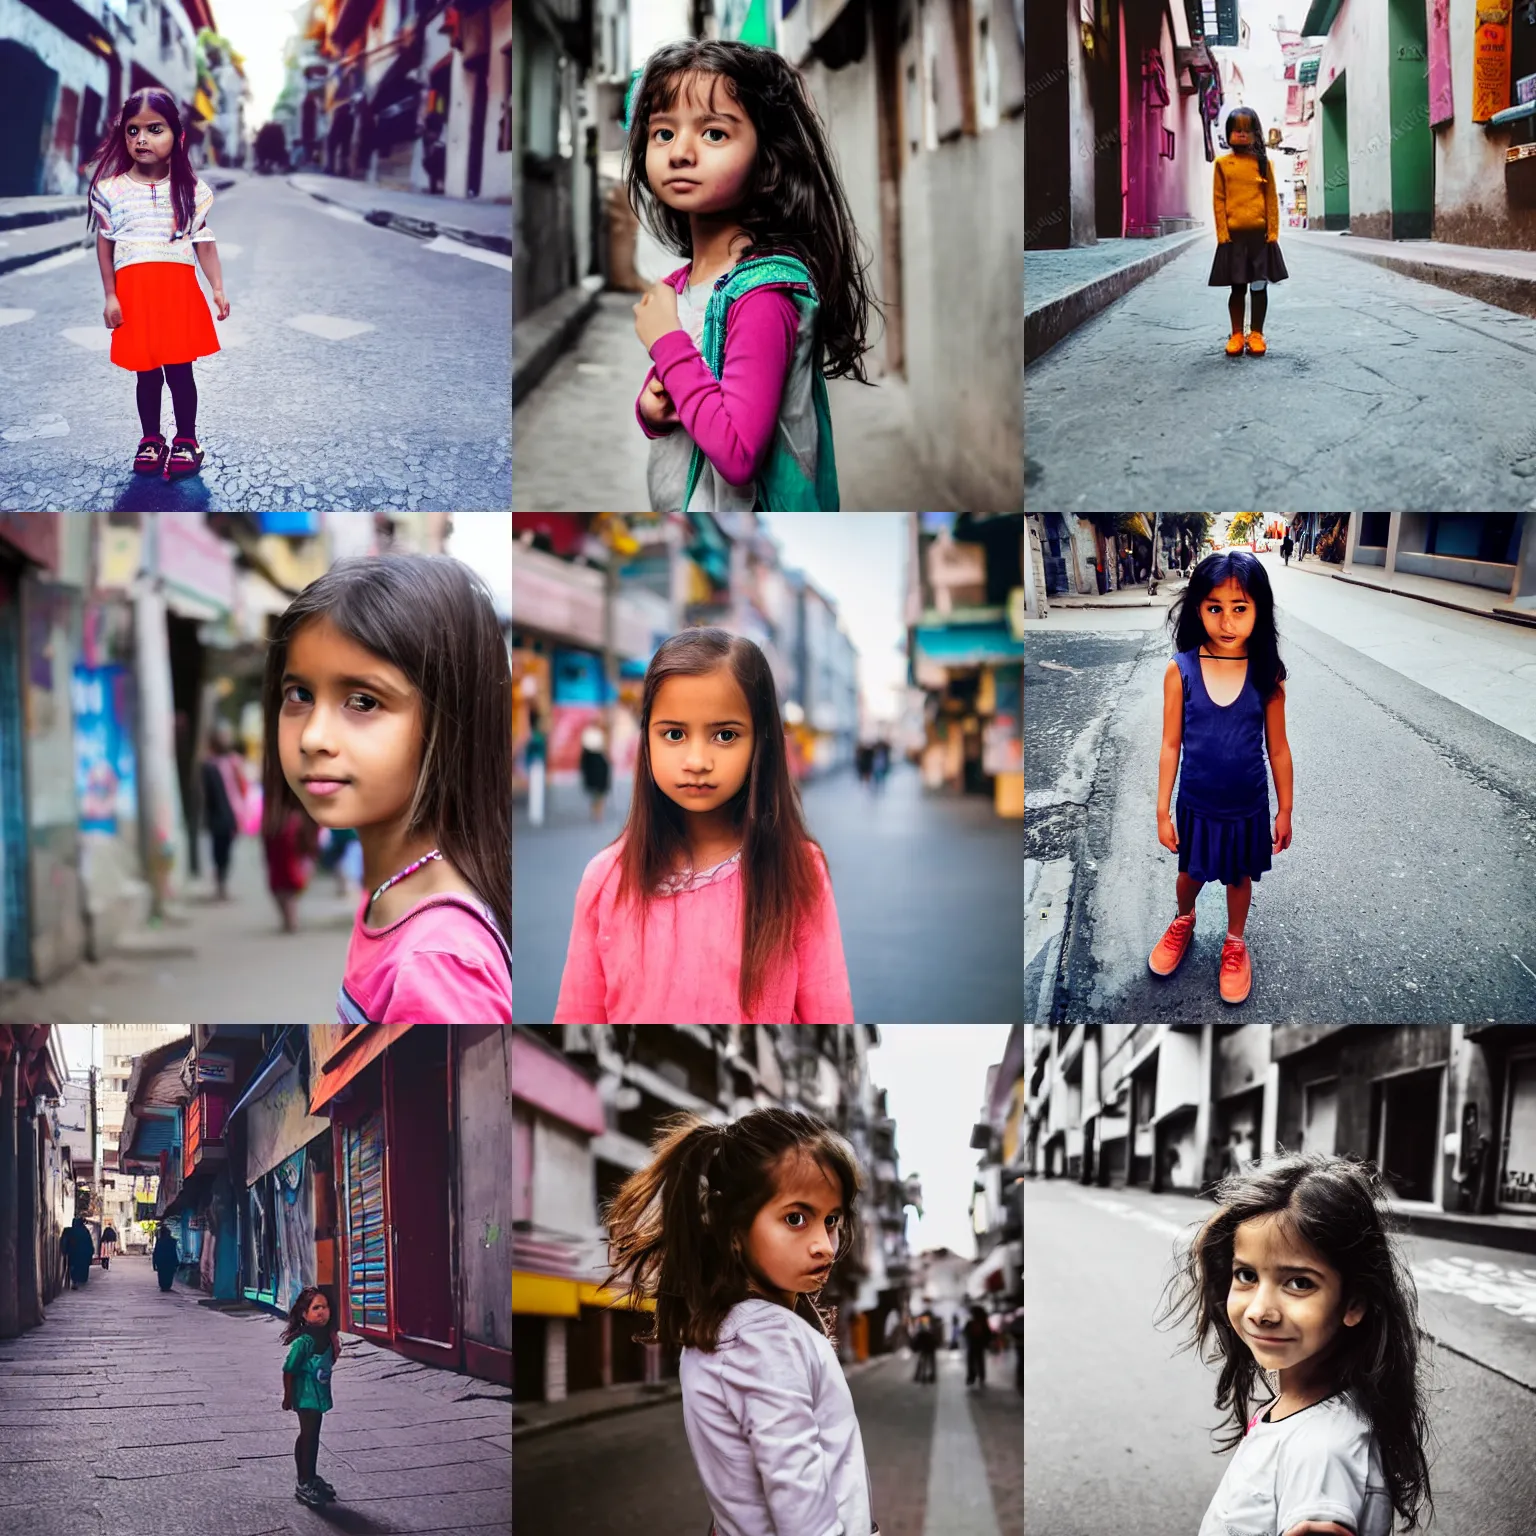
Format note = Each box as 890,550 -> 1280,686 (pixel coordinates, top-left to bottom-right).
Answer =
1340,512 -> 1536,610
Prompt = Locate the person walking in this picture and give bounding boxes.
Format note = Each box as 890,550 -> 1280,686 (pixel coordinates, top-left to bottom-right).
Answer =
262,803 -> 318,935
525,709 -> 548,829
152,1224 -> 180,1292
856,741 -> 874,790
579,724 -> 612,822
912,1316 -> 938,1385
964,1306 -> 991,1390
61,1218 -> 95,1289
99,1222 -> 119,1272
200,720 -> 248,901
1281,532 -> 1293,567
871,739 -> 890,795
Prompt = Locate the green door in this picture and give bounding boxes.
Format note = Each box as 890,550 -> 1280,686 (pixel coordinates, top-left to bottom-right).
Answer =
1388,0 -> 1433,238
1320,74 -> 1350,231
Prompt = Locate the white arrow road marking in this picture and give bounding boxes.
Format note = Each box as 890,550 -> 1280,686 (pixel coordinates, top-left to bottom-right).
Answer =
0,309 -> 35,326
2,415 -> 70,441
422,234 -> 512,271
61,327 -> 112,351
285,314 -> 375,341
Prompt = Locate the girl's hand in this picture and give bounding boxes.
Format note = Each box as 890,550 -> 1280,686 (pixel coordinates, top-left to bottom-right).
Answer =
213,289 -> 230,321
281,1394 -> 292,1411
1273,809 -> 1292,853
639,376 -> 678,430
633,280 -> 683,351
1157,812 -> 1179,854
103,295 -> 123,330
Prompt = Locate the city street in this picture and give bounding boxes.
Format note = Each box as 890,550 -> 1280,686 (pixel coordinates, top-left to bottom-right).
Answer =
0,174 -> 510,513
0,1252 -> 513,1536
1024,560 -> 1536,1023
513,763 -> 1025,1024
1025,1176 -> 1536,1536
511,292 -> 964,512
513,1344 -> 1021,1536
1024,235 -> 1536,512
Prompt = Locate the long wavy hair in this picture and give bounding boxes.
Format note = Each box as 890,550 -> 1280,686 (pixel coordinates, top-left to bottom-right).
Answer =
609,626 -> 830,1020
259,553 -> 512,947
280,1285 -> 346,1359
600,1107 -> 864,1353
1224,105 -> 1272,187
623,39 -> 878,383
1155,1150 -> 1436,1532
1168,550 -> 1287,705
84,88 -> 199,240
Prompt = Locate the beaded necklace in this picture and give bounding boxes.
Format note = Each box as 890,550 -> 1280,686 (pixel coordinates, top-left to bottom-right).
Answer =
369,848 -> 442,912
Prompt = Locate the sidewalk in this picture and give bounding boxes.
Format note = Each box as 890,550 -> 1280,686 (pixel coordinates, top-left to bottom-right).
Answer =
1327,560 -> 1536,630
287,172 -> 511,255
1039,575 -> 1191,610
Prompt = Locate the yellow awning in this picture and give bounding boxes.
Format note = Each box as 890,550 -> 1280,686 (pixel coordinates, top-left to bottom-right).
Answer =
193,88 -> 215,120
512,1272 -> 655,1316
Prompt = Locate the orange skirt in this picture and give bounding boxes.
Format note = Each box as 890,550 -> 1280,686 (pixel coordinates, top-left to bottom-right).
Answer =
110,260 -> 220,372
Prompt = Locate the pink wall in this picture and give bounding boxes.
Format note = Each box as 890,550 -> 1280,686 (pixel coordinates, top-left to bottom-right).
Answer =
511,1033 -> 606,1137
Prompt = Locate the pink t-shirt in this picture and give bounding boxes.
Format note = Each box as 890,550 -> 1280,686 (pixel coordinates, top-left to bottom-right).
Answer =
339,892 -> 512,1024
553,838 -> 854,1024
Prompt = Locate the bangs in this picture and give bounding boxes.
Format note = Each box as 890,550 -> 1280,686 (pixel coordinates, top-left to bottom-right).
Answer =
652,67 -> 740,120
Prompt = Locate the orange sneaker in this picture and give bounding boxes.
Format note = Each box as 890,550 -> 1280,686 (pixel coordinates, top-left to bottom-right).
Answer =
1246,331 -> 1267,356
1149,911 -> 1197,976
1225,332 -> 1245,357
1219,936 -> 1253,1004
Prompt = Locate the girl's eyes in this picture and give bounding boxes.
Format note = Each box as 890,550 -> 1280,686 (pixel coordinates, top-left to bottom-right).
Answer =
659,728 -> 739,744
785,1212 -> 841,1230
652,127 -> 728,143
281,685 -> 381,714
1233,1266 -> 1313,1291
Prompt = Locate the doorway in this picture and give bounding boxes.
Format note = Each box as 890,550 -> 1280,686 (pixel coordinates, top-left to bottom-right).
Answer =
1371,1067 -> 1443,1203
1302,1079 -> 1338,1155
872,0 -> 908,367
1088,0 -> 1126,238
0,43 -> 58,197
0,561 -> 29,980
1024,0 -> 1071,250
466,53 -> 489,197
1320,73 -> 1350,230
1387,0 -> 1433,238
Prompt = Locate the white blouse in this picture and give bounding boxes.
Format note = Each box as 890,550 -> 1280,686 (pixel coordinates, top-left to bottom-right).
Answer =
91,172 -> 216,271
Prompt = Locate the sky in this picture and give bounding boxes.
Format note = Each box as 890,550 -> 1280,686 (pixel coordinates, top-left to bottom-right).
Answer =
211,0 -> 302,126
866,1025 -> 1013,1258
447,512 -> 513,617
757,513 -> 908,729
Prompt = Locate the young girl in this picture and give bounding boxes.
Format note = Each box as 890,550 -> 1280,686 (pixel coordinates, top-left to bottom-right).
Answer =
281,1286 -> 343,1508
601,1107 -> 880,1536
623,39 -> 877,512
1157,1150 -> 1435,1536
86,88 -> 229,480
260,552 -> 512,1023
1210,107 -> 1289,358
1150,551 -> 1293,1005
553,626 -> 853,1023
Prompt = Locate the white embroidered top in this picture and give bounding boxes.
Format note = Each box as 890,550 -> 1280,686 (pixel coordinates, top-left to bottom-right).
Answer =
91,172 -> 217,271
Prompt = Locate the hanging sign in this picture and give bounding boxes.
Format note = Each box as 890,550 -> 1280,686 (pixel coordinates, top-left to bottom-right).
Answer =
1473,4 -> 1512,124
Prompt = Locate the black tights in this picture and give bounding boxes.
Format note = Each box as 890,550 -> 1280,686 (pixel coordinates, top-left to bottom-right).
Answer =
1227,283 -> 1268,335
294,1408 -> 322,1483
136,362 -> 197,440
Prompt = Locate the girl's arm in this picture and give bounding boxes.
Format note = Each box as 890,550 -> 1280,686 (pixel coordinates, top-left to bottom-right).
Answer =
96,235 -> 116,299
282,1370 -> 295,1407
1264,165 -> 1280,242
647,287 -> 800,486
194,241 -> 224,290
1157,661 -> 1183,821
792,849 -> 854,1024
635,363 -> 676,439
1213,160 -> 1229,243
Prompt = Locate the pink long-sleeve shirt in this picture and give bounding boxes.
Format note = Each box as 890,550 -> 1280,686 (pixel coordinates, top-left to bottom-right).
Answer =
636,263 -> 800,488
552,838 -> 854,1024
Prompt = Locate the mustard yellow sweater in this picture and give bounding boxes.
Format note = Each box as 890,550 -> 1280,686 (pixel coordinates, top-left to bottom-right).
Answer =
1213,152 -> 1279,243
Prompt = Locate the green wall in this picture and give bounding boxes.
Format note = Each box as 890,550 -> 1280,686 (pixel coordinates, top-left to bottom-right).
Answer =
1388,0 -> 1433,239
1321,75 -> 1351,230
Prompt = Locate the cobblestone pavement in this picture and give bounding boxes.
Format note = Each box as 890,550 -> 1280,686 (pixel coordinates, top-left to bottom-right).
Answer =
512,290 -> 963,511
0,175 -> 509,512
0,1254 -> 512,1536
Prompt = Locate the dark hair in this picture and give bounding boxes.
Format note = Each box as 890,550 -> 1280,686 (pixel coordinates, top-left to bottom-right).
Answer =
1224,106 -> 1272,187
608,626 -> 829,1019
84,88 -> 199,240
1155,1150 -> 1436,1531
623,39 -> 877,383
599,1107 -> 864,1352
280,1286 -> 345,1359
1167,550 -> 1287,705
259,553 -> 512,946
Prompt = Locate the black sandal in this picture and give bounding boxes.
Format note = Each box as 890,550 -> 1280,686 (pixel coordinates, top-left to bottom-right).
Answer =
134,435 -> 168,475
166,436 -> 204,477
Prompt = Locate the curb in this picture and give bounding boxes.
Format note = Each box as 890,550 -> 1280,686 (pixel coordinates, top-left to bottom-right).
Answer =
0,199 -> 86,233
1331,572 -> 1536,630
513,274 -> 605,405
0,229 -> 95,278
1027,230 -> 1205,364
289,178 -> 512,257
1308,233 -> 1536,324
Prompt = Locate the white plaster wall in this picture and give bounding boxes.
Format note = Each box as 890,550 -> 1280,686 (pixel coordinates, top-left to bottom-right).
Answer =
1066,0 -> 1096,245
1428,0 -> 1518,241
1308,0 -> 1393,224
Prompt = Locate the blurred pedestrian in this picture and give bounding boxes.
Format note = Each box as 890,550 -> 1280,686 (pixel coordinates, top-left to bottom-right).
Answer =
99,1222 -> 119,1271
871,739 -> 890,794
912,1315 -> 937,1384
152,1225 -> 180,1291
580,723 -> 612,821
263,803 -> 318,934
964,1306 -> 991,1389
856,741 -> 873,788
1281,531 -> 1293,567
526,708 -> 548,828
61,1218 -> 94,1289
200,720 -> 248,901
422,110 -> 446,196
1010,1307 -> 1022,1395
317,825 -> 362,899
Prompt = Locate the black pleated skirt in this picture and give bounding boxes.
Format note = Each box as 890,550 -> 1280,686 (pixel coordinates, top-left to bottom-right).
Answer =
1208,229 -> 1290,287
1176,798 -> 1273,886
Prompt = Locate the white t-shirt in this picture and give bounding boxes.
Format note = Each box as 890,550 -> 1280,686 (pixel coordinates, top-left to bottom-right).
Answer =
679,1297 -> 874,1536
1197,1387 -> 1393,1536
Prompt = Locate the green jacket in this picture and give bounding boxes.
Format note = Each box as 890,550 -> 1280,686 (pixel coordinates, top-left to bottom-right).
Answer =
683,253 -> 840,513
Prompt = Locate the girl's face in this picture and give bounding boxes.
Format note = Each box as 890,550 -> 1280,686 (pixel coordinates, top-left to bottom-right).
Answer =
1226,1214 -> 1364,1389
741,1153 -> 843,1307
649,668 -> 755,818
1200,577 -> 1257,654
1228,120 -> 1254,148
645,71 -> 760,219
125,106 -> 174,168
278,617 -> 423,832
304,1293 -> 331,1326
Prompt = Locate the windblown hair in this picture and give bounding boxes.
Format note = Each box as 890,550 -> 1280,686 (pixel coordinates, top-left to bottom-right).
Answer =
259,553 -> 512,946
623,39 -> 878,383
609,626 -> 829,1019
84,88 -> 199,240
1224,106 -> 1272,188
600,1106 -> 864,1353
280,1285 -> 345,1359
1168,550 -> 1287,704
1155,1150 -> 1436,1532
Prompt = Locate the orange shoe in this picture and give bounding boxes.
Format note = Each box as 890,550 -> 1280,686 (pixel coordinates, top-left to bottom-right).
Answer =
1246,331 -> 1267,356
1149,911 -> 1197,976
1219,936 -> 1253,1004
1225,331 -> 1245,357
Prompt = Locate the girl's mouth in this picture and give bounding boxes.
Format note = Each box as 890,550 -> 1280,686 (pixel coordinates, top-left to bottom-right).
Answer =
302,778 -> 351,798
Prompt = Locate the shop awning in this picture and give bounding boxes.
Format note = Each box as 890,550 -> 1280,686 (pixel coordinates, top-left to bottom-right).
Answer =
227,1029 -> 301,1120
308,1024 -> 414,1114
913,623 -> 1024,667
513,1272 -> 657,1316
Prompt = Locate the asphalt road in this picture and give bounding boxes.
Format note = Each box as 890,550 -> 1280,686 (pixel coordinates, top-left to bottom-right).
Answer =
1024,567 -> 1536,1023
513,763 -> 1024,1024
1025,1177 -> 1536,1536
0,174 -> 509,512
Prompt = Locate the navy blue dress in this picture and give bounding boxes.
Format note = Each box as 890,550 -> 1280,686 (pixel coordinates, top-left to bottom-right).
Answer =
1173,648 -> 1272,887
